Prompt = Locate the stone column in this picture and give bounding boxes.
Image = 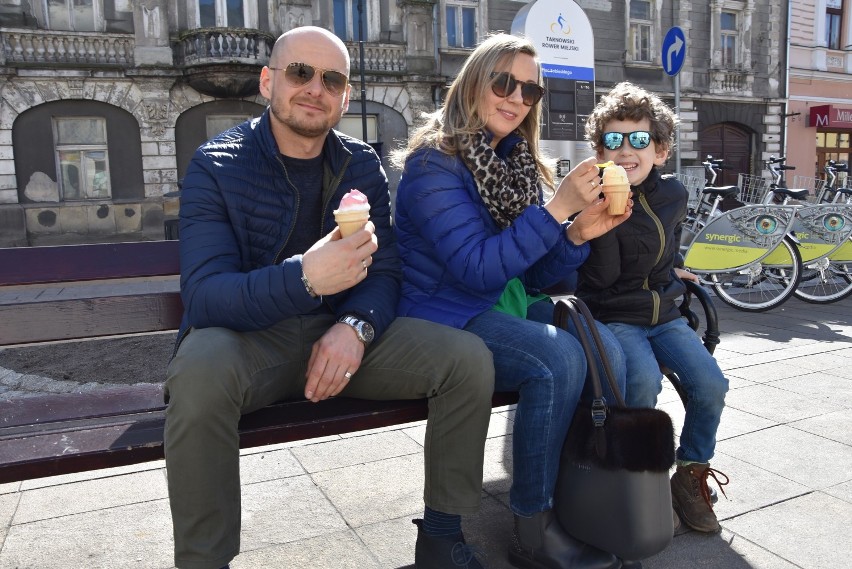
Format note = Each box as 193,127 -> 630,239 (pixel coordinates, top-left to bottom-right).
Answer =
133,0 -> 172,66
398,0 -> 436,74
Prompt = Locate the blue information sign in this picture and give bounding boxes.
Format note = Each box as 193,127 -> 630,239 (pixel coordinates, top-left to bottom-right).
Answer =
662,27 -> 686,76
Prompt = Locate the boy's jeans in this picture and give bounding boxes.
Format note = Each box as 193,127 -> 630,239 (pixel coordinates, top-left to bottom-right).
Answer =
606,318 -> 729,463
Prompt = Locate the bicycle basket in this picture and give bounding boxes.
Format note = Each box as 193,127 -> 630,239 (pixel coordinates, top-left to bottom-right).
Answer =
737,174 -> 770,204
671,172 -> 705,209
791,175 -> 826,203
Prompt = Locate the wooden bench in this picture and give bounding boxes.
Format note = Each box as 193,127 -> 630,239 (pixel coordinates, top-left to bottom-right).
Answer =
0,240 -> 718,485
0,240 -> 518,484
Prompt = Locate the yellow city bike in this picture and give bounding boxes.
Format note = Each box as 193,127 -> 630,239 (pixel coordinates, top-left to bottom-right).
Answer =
764,157 -> 852,304
678,157 -> 801,312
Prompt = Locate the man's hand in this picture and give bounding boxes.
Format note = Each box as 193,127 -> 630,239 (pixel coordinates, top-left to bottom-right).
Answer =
304,323 -> 365,402
565,197 -> 633,245
302,222 -> 378,296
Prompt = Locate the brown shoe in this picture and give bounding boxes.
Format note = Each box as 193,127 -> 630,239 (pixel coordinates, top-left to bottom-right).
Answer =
670,463 -> 729,533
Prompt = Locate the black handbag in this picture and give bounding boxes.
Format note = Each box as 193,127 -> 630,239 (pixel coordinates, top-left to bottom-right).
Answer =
552,297 -> 676,561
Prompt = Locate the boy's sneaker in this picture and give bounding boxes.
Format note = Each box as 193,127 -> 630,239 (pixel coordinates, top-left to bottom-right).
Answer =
413,519 -> 485,568
671,463 -> 729,533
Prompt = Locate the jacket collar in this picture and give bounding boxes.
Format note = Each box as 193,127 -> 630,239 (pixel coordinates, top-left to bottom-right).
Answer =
633,166 -> 661,196
255,107 -> 352,173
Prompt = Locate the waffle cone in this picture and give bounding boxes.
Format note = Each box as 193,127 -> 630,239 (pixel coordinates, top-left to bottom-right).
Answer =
602,183 -> 630,215
334,210 -> 369,237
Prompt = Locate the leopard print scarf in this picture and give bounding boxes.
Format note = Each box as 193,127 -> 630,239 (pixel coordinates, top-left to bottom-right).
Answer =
460,130 -> 541,229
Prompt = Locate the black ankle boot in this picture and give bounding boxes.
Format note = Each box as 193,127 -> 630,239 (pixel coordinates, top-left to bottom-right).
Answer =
413,519 -> 485,568
509,510 -> 620,569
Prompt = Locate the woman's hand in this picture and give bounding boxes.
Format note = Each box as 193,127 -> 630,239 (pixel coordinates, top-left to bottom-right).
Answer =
544,156 -> 603,223
565,196 -> 633,245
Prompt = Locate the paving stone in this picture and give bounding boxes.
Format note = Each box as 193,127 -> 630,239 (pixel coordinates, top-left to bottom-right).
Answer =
0,500 -> 174,569
482,434 -> 512,497
239,447 -> 304,485
658,400 -> 777,443
724,492 -> 852,569
239,476 -> 348,553
722,359 -> 824,383
768,372 -> 852,409
642,528 -> 800,569
234,529 -> 380,568
312,454 -> 423,528
822,480 -> 852,504
717,424 -> 852,490
0,482 -> 21,496
723,383 -> 844,423
0,493 -> 18,549
355,515 -> 419,568
20,460 -> 166,491
291,430 -> 422,473
14,469 -> 168,524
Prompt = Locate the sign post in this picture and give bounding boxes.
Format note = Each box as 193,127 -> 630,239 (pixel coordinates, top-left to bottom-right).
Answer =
512,0 -> 595,174
662,26 -> 686,173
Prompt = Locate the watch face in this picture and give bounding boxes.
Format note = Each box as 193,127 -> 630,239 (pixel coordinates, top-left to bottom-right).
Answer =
359,322 -> 375,343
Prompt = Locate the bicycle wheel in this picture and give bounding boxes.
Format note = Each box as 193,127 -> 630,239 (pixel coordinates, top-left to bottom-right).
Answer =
794,258 -> 852,303
708,236 -> 802,312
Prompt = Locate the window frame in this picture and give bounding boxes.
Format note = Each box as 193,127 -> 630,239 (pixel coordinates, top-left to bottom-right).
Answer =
52,116 -> 112,201
195,0 -> 256,29
720,10 -> 738,68
624,0 -> 662,66
628,0 -> 653,63
333,0 -> 381,42
825,0 -> 844,50
43,0 -> 102,32
443,0 -> 480,50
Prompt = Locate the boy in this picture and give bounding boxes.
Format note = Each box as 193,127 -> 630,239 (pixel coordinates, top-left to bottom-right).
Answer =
577,82 -> 729,533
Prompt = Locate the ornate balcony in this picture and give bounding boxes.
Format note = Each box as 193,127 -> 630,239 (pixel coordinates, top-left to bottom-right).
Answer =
174,28 -> 275,98
345,42 -> 406,73
709,68 -> 754,97
0,28 -> 134,67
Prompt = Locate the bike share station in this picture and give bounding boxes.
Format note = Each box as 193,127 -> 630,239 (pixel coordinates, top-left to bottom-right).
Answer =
512,0 -> 596,177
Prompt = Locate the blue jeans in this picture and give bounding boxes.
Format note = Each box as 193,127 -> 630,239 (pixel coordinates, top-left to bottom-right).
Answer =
606,318 -> 729,464
464,299 -> 626,516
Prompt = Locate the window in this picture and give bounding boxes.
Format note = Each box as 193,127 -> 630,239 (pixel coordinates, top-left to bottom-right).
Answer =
826,0 -> 843,50
629,0 -> 652,62
46,0 -> 96,31
446,0 -> 477,48
337,114 -> 378,143
53,118 -> 111,200
720,11 -> 737,67
816,131 -> 850,183
206,115 -> 251,139
198,0 -> 245,28
333,0 -> 368,41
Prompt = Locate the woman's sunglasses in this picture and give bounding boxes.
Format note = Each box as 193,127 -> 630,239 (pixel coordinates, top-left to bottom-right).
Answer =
269,62 -> 349,96
489,72 -> 546,107
601,131 -> 654,151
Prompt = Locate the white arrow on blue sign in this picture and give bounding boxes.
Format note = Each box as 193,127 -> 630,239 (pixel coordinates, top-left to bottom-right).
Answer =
662,27 -> 686,76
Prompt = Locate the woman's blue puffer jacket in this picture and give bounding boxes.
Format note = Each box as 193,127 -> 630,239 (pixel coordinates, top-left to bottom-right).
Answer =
176,109 -> 399,346
394,133 -> 590,329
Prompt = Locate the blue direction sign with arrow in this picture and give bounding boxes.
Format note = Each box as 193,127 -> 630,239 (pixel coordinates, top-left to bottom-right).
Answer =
662,26 -> 686,76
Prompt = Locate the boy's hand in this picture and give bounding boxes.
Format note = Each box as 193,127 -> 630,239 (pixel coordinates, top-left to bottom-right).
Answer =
675,268 -> 700,283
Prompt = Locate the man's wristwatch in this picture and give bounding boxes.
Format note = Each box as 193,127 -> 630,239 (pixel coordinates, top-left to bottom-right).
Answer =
338,315 -> 375,346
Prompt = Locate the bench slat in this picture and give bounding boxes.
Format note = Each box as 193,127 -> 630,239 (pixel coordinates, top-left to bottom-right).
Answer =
0,241 -> 180,286
0,392 -> 519,484
0,293 -> 183,345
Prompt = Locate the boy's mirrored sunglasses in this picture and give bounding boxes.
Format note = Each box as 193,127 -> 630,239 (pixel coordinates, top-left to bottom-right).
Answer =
602,131 -> 653,150
489,72 -> 546,107
269,62 -> 349,96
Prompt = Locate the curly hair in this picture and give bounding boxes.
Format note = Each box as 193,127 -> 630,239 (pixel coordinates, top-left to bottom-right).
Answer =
584,82 -> 678,155
391,33 -> 555,189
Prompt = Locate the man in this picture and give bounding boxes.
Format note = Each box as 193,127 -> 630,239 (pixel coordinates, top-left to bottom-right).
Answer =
165,26 -> 494,569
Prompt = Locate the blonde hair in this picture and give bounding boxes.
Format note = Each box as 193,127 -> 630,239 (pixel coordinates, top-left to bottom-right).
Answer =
585,82 -> 678,155
391,33 -> 554,189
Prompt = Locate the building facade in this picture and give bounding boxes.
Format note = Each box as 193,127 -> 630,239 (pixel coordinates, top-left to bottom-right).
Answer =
0,0 -> 787,246
786,0 -> 851,189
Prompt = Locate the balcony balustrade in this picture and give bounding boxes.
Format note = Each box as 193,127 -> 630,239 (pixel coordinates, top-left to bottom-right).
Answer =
175,28 -> 275,66
710,68 -> 754,96
1,28 -> 134,66
345,42 -> 406,73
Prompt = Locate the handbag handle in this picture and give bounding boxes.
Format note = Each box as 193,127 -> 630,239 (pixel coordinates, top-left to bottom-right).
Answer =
552,296 -> 627,409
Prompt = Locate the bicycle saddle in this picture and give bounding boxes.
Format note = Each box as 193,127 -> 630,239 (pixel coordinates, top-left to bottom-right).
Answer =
771,187 -> 809,200
702,185 -> 740,197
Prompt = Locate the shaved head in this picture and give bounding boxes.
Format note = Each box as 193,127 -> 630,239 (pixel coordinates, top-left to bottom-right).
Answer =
271,26 -> 350,74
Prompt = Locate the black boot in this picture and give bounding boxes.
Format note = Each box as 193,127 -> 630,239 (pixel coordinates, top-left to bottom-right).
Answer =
413,519 -> 485,568
508,510 -> 621,569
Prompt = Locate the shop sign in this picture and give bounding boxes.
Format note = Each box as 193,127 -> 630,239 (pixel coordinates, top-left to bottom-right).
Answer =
810,105 -> 852,128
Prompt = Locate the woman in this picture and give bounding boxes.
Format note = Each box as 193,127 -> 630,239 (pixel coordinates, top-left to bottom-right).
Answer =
392,34 -> 631,569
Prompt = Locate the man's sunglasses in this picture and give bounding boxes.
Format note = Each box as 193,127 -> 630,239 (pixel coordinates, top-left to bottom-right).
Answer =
489,72 -> 546,107
269,62 -> 349,96
601,131 -> 654,151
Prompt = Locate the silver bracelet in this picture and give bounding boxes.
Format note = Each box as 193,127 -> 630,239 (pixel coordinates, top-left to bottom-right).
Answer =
301,270 -> 318,298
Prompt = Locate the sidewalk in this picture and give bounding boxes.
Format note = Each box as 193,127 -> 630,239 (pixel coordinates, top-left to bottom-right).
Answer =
1,296 -> 851,569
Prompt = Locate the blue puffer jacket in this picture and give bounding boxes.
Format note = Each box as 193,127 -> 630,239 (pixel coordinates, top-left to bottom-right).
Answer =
176,109 -> 399,347
395,132 -> 590,329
